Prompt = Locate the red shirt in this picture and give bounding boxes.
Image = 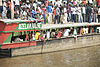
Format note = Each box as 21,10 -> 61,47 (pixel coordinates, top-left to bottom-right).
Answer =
53,9 -> 55,15
42,8 -> 45,14
56,31 -> 62,38
82,1 -> 86,5
40,33 -> 44,40
73,1 -> 75,5
97,0 -> 100,6
19,1 -> 21,5
6,3 -> 8,7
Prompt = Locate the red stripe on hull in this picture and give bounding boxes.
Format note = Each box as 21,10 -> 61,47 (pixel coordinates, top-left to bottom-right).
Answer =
1,41 -> 36,49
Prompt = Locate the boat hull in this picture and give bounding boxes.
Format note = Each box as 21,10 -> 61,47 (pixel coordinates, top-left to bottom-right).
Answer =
0,34 -> 100,57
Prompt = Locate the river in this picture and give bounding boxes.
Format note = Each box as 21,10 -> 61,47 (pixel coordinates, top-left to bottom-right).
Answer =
0,45 -> 100,67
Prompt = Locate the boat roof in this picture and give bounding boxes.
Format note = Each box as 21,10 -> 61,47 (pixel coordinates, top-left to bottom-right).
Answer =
0,19 -> 43,24
41,23 -> 100,30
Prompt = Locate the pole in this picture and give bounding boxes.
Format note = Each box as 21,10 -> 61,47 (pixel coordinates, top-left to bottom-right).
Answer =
11,0 -> 14,19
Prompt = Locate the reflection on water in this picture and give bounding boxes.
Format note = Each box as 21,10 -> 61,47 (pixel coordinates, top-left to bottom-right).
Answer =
0,45 -> 100,67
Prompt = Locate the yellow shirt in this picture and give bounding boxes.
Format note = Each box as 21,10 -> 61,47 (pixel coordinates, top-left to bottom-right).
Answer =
35,32 -> 40,40
80,29 -> 84,35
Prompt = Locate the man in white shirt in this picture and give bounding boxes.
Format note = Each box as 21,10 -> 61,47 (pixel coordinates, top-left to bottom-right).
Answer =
97,27 -> 100,33
86,28 -> 88,34
98,8 -> 100,22
63,6 -> 67,23
83,28 -> 86,34
82,5 -> 86,22
32,34 -> 35,40
73,6 -> 77,22
83,27 -> 88,34
47,30 -> 50,39
78,5 -> 83,23
64,29 -> 70,37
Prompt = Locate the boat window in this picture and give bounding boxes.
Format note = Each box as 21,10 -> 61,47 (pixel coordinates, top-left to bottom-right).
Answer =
11,30 -> 42,43
11,31 -> 27,43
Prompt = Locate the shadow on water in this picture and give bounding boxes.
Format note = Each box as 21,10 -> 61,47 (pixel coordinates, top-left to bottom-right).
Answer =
0,45 -> 100,67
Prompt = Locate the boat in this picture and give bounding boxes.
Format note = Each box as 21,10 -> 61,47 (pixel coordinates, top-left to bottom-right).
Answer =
0,19 -> 100,57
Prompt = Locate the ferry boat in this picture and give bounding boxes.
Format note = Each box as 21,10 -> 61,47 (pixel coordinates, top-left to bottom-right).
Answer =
0,19 -> 100,57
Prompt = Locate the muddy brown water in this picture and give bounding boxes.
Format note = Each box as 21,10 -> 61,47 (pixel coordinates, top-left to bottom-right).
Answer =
0,45 -> 100,67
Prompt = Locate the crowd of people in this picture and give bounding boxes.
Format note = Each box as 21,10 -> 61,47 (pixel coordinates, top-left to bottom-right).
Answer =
0,0 -> 100,24
12,26 -> 100,42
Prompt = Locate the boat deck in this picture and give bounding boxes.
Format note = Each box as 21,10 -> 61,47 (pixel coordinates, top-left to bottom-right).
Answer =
42,23 -> 100,30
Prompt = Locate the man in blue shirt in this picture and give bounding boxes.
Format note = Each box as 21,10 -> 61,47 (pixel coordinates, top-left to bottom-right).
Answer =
47,3 -> 52,24
31,7 -> 37,18
47,5 -> 52,13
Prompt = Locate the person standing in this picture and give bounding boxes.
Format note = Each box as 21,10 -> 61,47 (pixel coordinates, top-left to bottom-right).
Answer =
93,5 -> 98,22
98,8 -> 100,22
52,6 -> 55,23
7,2 -> 11,19
86,4 -> 92,23
47,3 -> 52,24
41,5 -> 46,24
71,5 -> 74,22
82,5 -> 86,22
73,5 -> 77,23
78,5 -> 83,23
47,30 -> 50,39
67,4 -> 71,22
54,5 -> 60,24
2,1 -> 7,19
64,6 -> 67,23
15,0 -> 20,12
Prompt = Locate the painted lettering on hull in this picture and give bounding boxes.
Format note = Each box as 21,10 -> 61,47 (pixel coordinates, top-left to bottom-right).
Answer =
18,23 -> 42,30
